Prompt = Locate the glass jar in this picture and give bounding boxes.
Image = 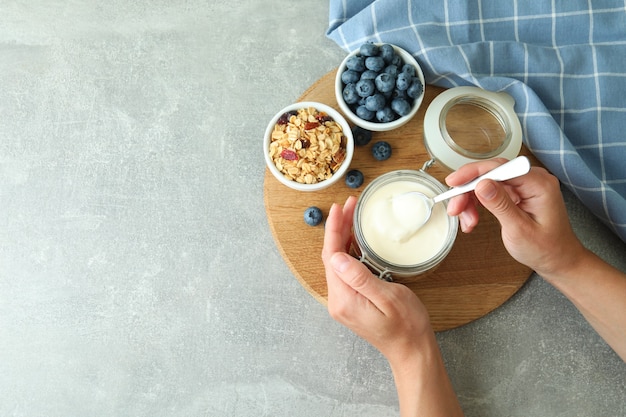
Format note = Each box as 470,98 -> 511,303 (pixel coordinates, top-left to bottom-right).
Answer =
352,170 -> 459,282
423,86 -> 523,171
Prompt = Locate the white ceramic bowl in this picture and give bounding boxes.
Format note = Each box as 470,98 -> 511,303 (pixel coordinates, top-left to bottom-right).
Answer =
263,101 -> 354,192
335,43 -> 425,132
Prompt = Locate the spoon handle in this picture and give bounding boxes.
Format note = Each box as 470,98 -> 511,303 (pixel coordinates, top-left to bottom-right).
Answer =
433,156 -> 531,203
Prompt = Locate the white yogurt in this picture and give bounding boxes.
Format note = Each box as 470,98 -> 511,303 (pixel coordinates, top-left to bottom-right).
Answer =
360,180 -> 450,266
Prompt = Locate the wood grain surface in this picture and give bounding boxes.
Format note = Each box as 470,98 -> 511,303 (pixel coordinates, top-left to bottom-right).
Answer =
264,69 -> 538,331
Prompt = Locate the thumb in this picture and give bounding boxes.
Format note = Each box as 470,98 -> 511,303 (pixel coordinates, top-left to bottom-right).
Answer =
475,179 -> 526,226
330,253 -> 385,299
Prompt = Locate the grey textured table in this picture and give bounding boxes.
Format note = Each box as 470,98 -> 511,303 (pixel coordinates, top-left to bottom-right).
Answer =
1,2 -> 624,416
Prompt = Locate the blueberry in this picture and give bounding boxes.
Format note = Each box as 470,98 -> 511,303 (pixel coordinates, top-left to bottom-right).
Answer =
360,70 -> 378,80
402,64 -> 417,77
365,93 -> 386,111
343,83 -> 359,104
371,141 -> 392,161
375,73 -> 396,93
396,72 -> 411,90
355,79 -> 375,97
360,42 -> 380,57
345,169 -> 364,188
376,107 -> 396,123
380,44 -> 395,63
356,105 -> 376,121
392,88 -> 408,100
384,65 -> 399,77
304,206 -> 323,226
391,54 -> 403,67
391,98 -> 412,116
365,56 -> 385,72
352,125 -> 373,146
341,70 -> 360,85
407,78 -> 424,99
345,55 -> 366,72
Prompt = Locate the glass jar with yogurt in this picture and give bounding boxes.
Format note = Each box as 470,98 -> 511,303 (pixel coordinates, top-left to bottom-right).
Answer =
352,170 -> 458,282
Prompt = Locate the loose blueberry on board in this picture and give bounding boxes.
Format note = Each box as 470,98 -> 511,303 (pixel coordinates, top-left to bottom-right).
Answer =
371,141 -> 392,161
352,126 -> 373,146
345,169 -> 364,188
304,206 -> 323,226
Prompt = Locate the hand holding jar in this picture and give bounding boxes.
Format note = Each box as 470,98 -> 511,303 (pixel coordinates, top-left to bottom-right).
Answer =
321,196 -> 464,417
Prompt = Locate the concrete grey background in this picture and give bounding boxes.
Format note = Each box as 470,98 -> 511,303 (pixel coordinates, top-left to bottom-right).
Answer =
0,1 -> 624,416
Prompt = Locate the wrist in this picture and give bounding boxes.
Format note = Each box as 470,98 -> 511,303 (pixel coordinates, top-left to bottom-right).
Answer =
387,331 -> 439,378
536,242 -> 590,284
387,331 -> 465,417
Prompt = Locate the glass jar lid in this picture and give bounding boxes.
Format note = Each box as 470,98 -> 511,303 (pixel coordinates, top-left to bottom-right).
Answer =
423,87 -> 522,171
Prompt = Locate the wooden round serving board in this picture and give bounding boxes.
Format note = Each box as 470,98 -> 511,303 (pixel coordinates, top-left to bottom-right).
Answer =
264,69 -> 537,331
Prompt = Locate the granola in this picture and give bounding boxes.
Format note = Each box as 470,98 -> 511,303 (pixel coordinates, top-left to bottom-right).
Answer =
268,107 -> 347,185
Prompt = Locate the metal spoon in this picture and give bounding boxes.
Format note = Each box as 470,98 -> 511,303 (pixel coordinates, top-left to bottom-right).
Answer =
402,156 -> 531,231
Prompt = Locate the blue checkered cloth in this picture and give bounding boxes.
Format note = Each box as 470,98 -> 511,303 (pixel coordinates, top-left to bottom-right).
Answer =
327,0 -> 626,243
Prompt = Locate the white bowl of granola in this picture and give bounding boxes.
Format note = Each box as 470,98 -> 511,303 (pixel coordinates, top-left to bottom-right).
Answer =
264,101 -> 354,191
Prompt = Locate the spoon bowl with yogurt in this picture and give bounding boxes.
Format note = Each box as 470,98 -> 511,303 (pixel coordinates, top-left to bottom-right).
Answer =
399,156 -> 531,233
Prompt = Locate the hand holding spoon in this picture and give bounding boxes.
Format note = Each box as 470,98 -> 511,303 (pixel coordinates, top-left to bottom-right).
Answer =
399,156 -> 531,232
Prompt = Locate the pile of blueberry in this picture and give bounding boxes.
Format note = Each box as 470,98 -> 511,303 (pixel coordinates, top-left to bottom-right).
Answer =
341,43 -> 423,123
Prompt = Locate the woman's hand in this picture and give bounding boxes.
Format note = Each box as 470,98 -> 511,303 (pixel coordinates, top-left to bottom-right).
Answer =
446,158 -> 626,361
445,159 -> 585,278
321,196 -> 465,416
321,197 -> 433,363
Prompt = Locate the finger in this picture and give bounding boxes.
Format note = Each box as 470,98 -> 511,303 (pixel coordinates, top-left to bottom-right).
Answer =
447,193 -> 480,233
329,252 -> 390,315
445,158 -> 508,187
322,197 -> 366,310
322,196 -> 357,262
502,183 -> 522,205
340,196 -> 357,249
475,179 -> 529,228
322,202 -> 345,261
446,192 -> 472,216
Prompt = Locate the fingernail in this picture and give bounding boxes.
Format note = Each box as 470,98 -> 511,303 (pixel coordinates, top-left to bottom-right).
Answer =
444,172 -> 456,185
478,181 -> 497,200
331,253 -> 350,273
459,212 -> 469,233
